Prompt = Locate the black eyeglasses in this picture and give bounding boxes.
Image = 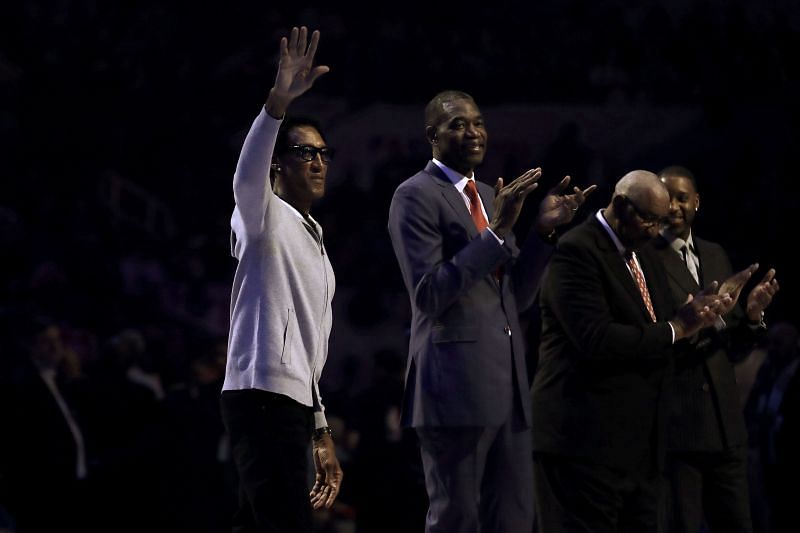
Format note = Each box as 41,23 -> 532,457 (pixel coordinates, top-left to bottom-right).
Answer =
623,196 -> 669,226
285,144 -> 335,163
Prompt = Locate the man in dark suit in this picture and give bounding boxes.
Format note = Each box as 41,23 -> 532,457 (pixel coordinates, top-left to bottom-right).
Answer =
387,90 -> 594,533
1,316 -> 91,532
532,170 -> 727,532
650,165 -> 779,532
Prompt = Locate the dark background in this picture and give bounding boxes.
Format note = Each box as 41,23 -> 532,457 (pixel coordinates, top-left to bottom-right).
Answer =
1,1 -> 798,531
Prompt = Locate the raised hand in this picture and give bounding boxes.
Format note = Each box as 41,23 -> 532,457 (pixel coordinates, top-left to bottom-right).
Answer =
489,168 -> 542,238
535,175 -> 597,235
717,263 -> 759,315
746,268 -> 779,321
266,26 -> 330,118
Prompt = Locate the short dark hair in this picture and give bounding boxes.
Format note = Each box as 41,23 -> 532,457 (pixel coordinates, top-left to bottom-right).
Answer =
424,90 -> 475,129
658,165 -> 697,190
274,115 -> 328,156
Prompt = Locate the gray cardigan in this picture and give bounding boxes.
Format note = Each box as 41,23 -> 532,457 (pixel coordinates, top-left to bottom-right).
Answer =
222,109 -> 335,428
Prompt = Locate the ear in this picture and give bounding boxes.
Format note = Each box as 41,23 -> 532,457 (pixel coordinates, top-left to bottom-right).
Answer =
612,194 -> 627,212
612,195 -> 632,223
425,125 -> 438,146
694,193 -> 700,212
270,159 -> 282,175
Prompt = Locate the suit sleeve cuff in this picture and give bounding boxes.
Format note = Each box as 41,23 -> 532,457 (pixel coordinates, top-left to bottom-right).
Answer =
486,227 -> 504,245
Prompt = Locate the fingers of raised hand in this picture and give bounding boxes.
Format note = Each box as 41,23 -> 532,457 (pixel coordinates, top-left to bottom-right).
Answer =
296,26 -> 308,55
517,167 -> 542,188
286,26 -> 319,59
562,187 -> 582,211
770,279 -> 780,294
279,36 -> 289,58
562,183 -> 596,213
494,177 -> 504,195
504,169 -> 540,199
306,29 -> 321,59
550,175 -> 571,194
760,279 -> 780,299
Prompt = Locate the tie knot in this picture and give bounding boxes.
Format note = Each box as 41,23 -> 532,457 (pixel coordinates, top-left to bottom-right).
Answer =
465,179 -> 479,197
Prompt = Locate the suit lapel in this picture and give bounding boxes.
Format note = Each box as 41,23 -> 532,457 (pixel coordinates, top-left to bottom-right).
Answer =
424,161 -> 478,239
614,252 -> 652,321
589,218 -> 650,320
665,248 -> 699,294
424,161 -> 502,291
652,235 -> 700,293
638,248 -> 672,320
695,238 -> 720,289
478,181 -> 494,221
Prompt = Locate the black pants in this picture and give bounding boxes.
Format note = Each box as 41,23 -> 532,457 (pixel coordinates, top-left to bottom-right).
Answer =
663,447 -> 751,533
533,452 -> 660,533
220,389 -> 313,533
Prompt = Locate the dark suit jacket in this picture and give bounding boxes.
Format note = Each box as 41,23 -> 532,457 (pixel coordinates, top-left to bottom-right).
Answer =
649,234 -> 757,451
532,215 -> 677,472
0,359 -> 89,532
3,361 -> 82,488
387,161 -> 551,428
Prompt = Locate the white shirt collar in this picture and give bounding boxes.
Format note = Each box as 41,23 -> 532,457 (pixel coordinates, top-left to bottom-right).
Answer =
432,158 -> 475,193
595,209 -> 628,256
660,228 -> 695,256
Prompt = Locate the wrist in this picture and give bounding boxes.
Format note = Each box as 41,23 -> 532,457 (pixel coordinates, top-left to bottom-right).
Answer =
746,310 -> 766,327
539,227 -> 557,244
534,220 -> 554,237
488,223 -> 507,239
668,320 -> 685,341
312,426 -> 333,443
265,88 -> 291,119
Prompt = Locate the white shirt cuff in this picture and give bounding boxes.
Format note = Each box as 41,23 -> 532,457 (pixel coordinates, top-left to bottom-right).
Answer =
486,227 -> 504,245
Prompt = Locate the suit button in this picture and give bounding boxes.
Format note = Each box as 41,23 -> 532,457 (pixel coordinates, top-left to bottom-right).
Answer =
504,326 -> 512,336
701,383 -> 710,392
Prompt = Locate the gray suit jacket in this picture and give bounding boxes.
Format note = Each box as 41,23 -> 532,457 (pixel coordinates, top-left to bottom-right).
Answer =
388,161 -> 551,428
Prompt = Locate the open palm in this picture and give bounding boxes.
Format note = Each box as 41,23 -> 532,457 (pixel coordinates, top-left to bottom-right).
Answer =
273,26 -> 330,100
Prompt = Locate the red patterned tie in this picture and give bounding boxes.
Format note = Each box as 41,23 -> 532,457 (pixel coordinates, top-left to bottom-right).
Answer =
464,180 -> 489,232
464,180 -> 502,281
626,252 -> 657,323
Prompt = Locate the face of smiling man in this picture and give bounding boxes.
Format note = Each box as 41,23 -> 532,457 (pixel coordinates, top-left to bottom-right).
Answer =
427,96 -> 487,177
660,174 -> 700,241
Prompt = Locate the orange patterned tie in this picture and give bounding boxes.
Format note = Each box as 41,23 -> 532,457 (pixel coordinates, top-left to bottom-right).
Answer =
626,252 -> 657,323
